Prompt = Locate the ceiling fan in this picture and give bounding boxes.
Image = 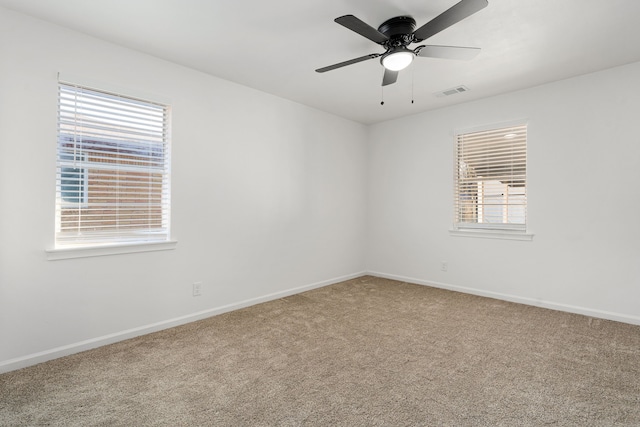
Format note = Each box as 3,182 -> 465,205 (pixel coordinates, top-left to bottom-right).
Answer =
315,0 -> 488,86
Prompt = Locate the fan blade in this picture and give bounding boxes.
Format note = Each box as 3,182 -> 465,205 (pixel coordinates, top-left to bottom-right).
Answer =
315,54 -> 381,73
382,69 -> 398,86
416,45 -> 480,60
413,0 -> 488,42
335,15 -> 389,44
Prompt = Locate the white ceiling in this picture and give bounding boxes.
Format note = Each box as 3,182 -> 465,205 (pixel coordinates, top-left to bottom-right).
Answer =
2,0 -> 640,124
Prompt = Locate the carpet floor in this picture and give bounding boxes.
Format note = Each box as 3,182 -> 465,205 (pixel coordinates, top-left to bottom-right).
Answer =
1,276 -> 639,426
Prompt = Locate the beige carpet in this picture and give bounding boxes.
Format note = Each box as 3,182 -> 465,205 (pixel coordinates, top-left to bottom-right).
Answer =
1,276 -> 639,426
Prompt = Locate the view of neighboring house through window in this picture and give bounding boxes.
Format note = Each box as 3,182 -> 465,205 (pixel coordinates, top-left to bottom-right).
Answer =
55,82 -> 171,248
454,123 -> 527,231
59,151 -> 88,207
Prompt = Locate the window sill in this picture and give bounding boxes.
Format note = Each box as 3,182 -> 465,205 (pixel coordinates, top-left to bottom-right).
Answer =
449,229 -> 534,241
46,241 -> 178,260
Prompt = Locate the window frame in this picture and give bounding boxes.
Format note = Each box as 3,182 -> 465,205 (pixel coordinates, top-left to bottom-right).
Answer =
48,75 -> 176,259
450,121 -> 533,241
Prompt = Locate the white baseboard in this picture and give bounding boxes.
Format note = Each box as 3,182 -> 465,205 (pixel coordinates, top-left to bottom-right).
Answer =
0,271 -> 366,374
368,271 -> 640,326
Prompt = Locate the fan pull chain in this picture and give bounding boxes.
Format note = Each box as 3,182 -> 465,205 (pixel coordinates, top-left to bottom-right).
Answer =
381,85 -> 384,106
411,64 -> 415,104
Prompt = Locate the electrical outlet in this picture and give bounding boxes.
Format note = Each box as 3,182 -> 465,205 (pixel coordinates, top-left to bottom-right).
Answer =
192,282 -> 202,297
440,261 -> 448,272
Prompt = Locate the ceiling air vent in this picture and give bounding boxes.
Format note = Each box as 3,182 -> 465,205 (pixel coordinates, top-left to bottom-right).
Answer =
435,85 -> 469,98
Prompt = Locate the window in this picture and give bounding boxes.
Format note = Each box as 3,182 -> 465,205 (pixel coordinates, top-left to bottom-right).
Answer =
55,82 -> 171,248
453,123 -> 527,235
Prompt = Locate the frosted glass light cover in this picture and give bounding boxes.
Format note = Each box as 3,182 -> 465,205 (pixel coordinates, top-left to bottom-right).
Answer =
382,51 -> 414,71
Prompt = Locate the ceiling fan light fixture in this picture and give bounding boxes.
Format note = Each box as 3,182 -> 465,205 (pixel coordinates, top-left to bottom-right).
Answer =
381,48 -> 415,71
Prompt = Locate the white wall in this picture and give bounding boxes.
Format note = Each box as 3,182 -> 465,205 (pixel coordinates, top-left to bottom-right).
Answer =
367,61 -> 640,324
0,8 -> 368,371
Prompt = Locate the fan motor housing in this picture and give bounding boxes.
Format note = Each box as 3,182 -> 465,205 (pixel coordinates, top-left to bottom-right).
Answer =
377,16 -> 416,38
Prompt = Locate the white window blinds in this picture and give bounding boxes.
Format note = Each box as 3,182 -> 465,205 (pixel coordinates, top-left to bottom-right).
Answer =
56,82 -> 171,247
454,124 -> 527,230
